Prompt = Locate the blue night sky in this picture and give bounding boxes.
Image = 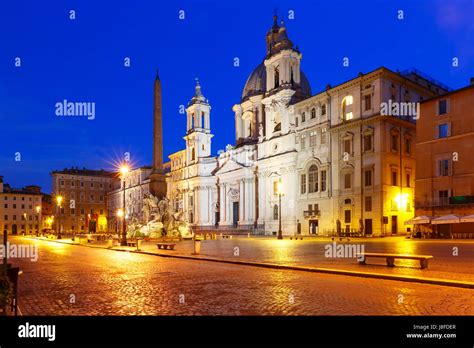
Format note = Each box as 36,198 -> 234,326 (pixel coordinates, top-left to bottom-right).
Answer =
0,0 -> 473,193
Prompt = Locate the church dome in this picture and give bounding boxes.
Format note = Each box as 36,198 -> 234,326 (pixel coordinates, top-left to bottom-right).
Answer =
241,62 -> 312,101
241,63 -> 267,100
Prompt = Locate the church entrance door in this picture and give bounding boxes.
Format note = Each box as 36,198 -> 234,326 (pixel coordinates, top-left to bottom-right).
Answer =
232,202 -> 239,227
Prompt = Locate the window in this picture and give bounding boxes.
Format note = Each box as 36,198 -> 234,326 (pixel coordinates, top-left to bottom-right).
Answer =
90,194 -> 94,201
344,173 -> 351,189
80,208 -> 85,214
300,134 -> 306,150
321,170 -> 327,191
21,204 -> 24,209
321,128 -> 327,144
439,99 -> 447,115
273,181 -> 279,195
364,95 -> 372,111
343,139 -> 351,155
13,204 -> 16,209
364,170 -> 372,187
295,117 -> 298,127
71,208 -> 75,214
60,180 -> 64,186
273,204 -> 279,220
308,165 -> 318,193
71,181 -> 75,187
321,104 -> 326,116
80,182 -> 84,187
300,174 -> 306,194
438,190 -> 449,205
191,147 -> 195,161
438,124 -> 449,138
309,131 -> 317,147
301,112 -> 306,123
274,66 -> 280,88
439,159 -> 450,176
391,134 -> 399,151
4,204 -> 6,208
363,134 -> 372,152
90,182 -> 94,188
311,108 -> 316,119
391,171 -> 398,186
4,215 -> 7,221
406,174 -> 411,187
344,210 -> 351,223
342,95 -> 353,121
365,196 -> 372,212
405,138 -> 412,154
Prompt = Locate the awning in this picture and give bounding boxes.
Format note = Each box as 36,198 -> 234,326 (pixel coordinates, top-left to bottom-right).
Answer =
460,214 -> 474,223
404,216 -> 432,225
431,214 -> 461,225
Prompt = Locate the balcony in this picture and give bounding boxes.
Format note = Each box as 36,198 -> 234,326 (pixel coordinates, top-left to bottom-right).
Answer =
415,196 -> 474,208
303,210 -> 320,219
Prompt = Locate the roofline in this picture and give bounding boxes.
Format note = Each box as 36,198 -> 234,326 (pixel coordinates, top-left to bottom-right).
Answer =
421,83 -> 474,104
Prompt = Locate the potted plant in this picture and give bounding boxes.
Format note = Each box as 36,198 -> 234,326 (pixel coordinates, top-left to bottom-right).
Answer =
0,274 -> 13,315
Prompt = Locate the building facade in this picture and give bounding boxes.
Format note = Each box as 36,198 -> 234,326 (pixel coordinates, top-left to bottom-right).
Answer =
107,166 -> 152,232
415,81 -> 474,237
51,168 -> 117,233
0,176 -> 43,235
166,16 -> 448,236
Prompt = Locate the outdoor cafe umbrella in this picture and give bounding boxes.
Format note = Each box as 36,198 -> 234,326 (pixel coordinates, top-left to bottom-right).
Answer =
460,214 -> 474,223
431,214 -> 461,225
404,215 -> 432,225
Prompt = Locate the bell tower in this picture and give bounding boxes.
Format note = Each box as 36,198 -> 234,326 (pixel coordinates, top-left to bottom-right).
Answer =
264,15 -> 302,93
184,79 -> 213,163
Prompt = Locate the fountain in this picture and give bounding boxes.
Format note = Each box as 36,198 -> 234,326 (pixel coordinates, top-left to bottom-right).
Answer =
127,193 -> 193,240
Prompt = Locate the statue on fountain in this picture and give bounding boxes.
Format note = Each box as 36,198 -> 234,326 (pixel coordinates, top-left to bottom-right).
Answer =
136,193 -> 193,239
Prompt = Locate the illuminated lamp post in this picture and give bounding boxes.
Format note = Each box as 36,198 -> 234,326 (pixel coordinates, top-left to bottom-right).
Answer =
56,195 -> 63,239
119,162 -> 130,246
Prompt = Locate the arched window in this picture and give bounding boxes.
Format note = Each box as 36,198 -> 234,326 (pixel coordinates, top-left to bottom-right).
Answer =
201,112 -> 205,128
308,165 -> 318,193
342,95 -> 354,121
273,204 -> 279,220
274,66 -> 280,88
311,108 -> 316,119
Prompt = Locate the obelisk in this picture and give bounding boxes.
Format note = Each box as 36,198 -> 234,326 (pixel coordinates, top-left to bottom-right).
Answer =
149,69 -> 167,198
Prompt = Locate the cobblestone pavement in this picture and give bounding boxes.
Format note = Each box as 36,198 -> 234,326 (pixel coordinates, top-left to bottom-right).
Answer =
54,235 -> 474,282
8,237 -> 474,315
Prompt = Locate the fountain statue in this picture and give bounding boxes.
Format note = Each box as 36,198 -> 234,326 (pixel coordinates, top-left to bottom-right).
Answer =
128,193 -> 193,239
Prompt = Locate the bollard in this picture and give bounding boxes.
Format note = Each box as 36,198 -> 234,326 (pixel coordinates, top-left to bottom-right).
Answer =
247,233 -> 250,238
137,239 -> 142,251
107,239 -> 113,248
193,238 -> 201,255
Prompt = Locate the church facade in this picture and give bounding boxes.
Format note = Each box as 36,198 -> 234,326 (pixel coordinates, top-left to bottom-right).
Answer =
166,16 -> 448,236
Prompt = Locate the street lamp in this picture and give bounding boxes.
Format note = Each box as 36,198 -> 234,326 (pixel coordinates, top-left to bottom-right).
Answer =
276,177 -> 284,240
35,205 -> 41,236
119,163 -> 129,246
56,195 -> 63,239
